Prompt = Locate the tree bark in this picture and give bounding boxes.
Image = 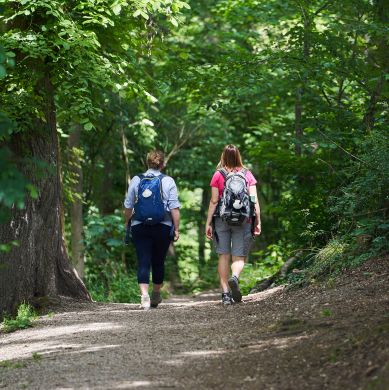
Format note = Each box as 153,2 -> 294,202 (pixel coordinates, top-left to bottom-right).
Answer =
294,10 -> 311,157
294,87 -> 303,156
68,126 -> 85,279
100,147 -> 114,215
363,0 -> 388,131
0,71 -> 90,317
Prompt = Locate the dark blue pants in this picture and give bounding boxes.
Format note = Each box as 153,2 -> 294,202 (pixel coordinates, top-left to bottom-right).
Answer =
131,223 -> 172,284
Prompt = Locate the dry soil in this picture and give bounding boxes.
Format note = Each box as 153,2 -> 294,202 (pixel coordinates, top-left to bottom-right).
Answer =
0,257 -> 388,390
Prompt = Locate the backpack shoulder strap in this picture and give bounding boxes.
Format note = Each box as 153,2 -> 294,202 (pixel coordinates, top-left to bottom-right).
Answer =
156,173 -> 165,200
134,173 -> 145,182
218,168 -> 228,181
240,168 -> 248,176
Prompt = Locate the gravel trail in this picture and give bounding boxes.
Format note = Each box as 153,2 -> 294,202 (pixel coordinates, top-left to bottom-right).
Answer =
1,258 -> 388,390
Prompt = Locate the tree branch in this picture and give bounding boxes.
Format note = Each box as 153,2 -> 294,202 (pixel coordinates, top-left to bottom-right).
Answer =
314,0 -> 333,16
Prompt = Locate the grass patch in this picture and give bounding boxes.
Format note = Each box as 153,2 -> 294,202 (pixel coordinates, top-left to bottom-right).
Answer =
32,352 -> 41,361
321,308 -> 333,317
0,360 -> 26,369
1,303 -> 37,333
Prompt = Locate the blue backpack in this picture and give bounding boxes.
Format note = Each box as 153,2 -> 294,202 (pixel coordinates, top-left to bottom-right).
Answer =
134,174 -> 166,225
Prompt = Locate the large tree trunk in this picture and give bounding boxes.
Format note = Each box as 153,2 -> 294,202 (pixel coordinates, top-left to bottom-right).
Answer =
0,72 -> 90,317
68,126 -> 85,279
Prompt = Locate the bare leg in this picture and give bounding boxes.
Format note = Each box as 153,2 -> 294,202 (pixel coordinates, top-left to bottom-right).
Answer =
218,254 -> 230,292
153,283 -> 162,292
139,283 -> 149,296
231,256 -> 245,278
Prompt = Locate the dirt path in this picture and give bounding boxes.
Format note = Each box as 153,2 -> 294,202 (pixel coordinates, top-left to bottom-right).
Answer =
1,258 -> 388,390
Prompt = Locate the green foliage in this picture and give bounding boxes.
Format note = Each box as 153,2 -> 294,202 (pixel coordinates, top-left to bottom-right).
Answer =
86,267 -> 140,303
331,131 -> 389,252
286,130 -> 389,286
304,239 -> 349,282
32,352 -> 42,361
2,0 -> 388,300
240,244 -> 286,295
1,303 -> 37,333
321,308 -> 333,317
83,207 -> 140,303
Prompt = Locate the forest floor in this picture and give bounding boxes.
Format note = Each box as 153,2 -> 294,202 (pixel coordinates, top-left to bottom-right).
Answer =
0,257 -> 388,390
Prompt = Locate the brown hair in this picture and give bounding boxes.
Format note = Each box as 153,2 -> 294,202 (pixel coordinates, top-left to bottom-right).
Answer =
147,150 -> 165,170
217,144 -> 245,169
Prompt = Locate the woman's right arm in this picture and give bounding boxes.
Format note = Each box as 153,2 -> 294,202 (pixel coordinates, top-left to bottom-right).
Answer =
123,177 -> 139,226
205,187 -> 220,240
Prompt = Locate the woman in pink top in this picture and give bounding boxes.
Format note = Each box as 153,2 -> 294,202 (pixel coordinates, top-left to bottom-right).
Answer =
205,144 -> 261,305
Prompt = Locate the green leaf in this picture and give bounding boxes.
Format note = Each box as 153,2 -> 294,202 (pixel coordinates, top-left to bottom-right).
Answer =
84,122 -> 93,131
0,65 -> 6,78
169,17 -> 178,27
112,4 -> 121,15
26,184 -> 38,199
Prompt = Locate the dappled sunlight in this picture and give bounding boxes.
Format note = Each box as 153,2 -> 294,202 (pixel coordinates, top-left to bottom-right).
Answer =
0,322 -> 123,345
67,344 -> 120,355
0,341 -> 82,361
163,300 -> 220,308
110,381 -> 158,389
180,349 -> 227,357
78,380 -> 162,390
244,286 -> 284,303
165,334 -> 310,370
246,335 -> 309,353
164,359 -> 184,366
0,338 -> 120,361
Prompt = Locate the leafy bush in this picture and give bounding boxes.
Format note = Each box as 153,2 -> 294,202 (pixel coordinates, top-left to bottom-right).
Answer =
240,244 -> 286,295
1,303 -> 36,333
331,131 -> 389,253
292,239 -> 349,283
86,267 -> 140,303
83,207 -> 140,303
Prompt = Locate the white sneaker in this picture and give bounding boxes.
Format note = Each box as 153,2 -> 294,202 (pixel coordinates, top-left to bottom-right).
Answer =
140,294 -> 150,310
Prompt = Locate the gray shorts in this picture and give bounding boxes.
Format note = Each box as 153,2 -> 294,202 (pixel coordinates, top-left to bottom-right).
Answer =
213,218 -> 253,257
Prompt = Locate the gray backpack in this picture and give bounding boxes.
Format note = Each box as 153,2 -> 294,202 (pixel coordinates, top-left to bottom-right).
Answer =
218,168 -> 252,225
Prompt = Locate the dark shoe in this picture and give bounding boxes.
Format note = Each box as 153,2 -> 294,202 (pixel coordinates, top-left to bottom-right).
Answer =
150,291 -> 162,308
228,276 -> 242,303
221,292 -> 233,305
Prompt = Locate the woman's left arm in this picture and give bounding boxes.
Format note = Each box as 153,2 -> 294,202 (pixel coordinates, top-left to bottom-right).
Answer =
168,178 -> 181,241
249,185 -> 261,236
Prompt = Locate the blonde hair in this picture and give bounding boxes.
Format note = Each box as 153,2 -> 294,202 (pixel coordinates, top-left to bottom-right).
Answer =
147,150 -> 165,170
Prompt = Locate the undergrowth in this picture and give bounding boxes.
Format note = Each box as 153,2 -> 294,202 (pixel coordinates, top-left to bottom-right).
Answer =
1,303 -> 37,333
285,235 -> 388,287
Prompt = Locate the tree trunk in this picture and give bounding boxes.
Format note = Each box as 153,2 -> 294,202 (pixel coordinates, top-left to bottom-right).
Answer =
294,13 -> 311,157
100,148 -> 114,214
0,72 -> 90,317
68,126 -> 85,279
363,0 -> 388,131
294,87 -> 303,156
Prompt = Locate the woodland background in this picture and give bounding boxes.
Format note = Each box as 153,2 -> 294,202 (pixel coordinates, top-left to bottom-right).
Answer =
0,0 -> 388,313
